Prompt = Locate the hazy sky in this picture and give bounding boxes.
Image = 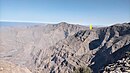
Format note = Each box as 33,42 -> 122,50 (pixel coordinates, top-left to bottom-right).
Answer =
0,0 -> 130,25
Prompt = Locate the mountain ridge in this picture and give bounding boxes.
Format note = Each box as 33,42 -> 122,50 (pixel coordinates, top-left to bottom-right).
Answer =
0,22 -> 130,73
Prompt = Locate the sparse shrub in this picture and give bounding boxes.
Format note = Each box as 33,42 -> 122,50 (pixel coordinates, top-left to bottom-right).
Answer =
126,51 -> 130,55
73,66 -> 92,73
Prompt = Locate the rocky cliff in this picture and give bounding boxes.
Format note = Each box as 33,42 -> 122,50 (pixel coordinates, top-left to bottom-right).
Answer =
0,22 -> 130,73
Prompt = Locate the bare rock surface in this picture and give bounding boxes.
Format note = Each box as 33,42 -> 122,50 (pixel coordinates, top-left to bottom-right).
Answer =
103,52 -> 130,73
0,60 -> 32,73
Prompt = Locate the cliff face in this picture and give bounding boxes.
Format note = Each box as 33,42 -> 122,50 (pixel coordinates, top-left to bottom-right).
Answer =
0,22 -> 130,73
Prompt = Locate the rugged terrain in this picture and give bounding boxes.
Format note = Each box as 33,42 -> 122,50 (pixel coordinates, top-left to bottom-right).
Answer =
103,52 -> 130,73
0,22 -> 130,73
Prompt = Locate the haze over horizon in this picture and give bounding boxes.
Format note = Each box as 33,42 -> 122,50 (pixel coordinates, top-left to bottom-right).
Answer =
0,0 -> 130,26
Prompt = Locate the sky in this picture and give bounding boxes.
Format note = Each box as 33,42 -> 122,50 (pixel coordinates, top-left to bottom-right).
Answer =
0,0 -> 130,26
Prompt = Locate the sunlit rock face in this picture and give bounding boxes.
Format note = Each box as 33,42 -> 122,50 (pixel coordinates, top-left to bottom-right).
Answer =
0,22 -> 130,73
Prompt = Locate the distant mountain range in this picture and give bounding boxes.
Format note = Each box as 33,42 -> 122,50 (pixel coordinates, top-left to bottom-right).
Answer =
0,22 -> 130,73
0,21 -> 45,26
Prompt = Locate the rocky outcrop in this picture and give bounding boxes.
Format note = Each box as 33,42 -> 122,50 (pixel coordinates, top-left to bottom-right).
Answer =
103,52 -> 130,73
